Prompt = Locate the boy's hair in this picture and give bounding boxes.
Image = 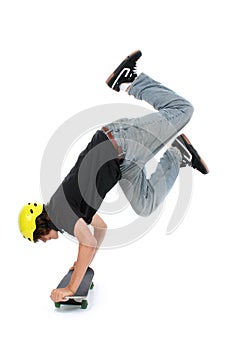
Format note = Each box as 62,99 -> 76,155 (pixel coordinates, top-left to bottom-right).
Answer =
33,207 -> 52,242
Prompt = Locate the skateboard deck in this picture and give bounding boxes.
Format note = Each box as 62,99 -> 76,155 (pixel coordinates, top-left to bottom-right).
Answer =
54,267 -> 94,309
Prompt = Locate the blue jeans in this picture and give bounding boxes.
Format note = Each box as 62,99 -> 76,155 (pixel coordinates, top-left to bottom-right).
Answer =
103,73 -> 194,216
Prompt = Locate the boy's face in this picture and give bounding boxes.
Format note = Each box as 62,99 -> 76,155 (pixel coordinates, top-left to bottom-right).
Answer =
40,229 -> 59,243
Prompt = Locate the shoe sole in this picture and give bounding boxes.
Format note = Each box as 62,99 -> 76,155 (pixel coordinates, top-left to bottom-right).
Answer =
105,50 -> 142,90
181,134 -> 209,174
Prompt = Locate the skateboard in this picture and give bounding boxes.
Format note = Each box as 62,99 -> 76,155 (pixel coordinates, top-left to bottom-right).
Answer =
54,267 -> 94,309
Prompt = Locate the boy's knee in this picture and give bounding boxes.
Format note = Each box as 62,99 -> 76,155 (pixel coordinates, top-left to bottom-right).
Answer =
133,203 -> 154,217
185,102 -> 194,122
139,210 -> 152,217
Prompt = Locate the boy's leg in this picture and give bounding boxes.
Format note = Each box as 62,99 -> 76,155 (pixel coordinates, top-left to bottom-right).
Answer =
119,147 -> 181,216
104,52 -> 208,216
104,72 -> 193,215
104,72 -> 193,165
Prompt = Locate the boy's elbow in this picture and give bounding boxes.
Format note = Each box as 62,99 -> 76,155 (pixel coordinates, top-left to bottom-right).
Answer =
91,214 -> 108,229
79,235 -> 97,249
101,221 -> 108,230
89,236 -> 98,249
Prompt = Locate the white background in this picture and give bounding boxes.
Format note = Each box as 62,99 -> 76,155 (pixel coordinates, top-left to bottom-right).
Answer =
1,0 -> 232,349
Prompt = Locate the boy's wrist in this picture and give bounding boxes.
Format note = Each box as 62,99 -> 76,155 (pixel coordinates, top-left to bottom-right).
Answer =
67,285 -> 76,295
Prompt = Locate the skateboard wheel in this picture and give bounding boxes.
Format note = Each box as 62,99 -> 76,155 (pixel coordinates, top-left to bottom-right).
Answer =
55,302 -> 61,308
90,282 -> 94,290
81,300 -> 88,309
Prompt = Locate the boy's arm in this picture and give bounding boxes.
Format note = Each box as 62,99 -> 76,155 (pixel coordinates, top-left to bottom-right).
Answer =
69,213 -> 107,269
50,218 -> 97,302
68,218 -> 97,293
90,213 -> 107,262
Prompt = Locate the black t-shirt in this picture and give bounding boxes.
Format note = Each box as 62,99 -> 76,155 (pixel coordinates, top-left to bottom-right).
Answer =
46,130 -> 122,234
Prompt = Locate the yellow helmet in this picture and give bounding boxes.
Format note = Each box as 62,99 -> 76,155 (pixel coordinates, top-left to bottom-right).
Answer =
18,203 -> 43,242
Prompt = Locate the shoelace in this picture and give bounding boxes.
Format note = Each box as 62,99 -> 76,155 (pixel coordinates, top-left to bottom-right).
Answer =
132,63 -> 137,75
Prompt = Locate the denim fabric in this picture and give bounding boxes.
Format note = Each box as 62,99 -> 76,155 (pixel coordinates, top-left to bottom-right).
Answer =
103,73 -> 194,216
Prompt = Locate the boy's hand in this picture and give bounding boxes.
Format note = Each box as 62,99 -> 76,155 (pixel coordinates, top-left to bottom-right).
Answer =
50,287 -> 74,302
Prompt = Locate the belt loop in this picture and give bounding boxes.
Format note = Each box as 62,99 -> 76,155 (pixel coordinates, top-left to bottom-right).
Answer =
102,126 -> 125,161
102,126 -> 111,135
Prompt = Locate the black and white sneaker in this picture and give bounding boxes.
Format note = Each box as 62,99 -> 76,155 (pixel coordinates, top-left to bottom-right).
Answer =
106,50 -> 142,92
172,134 -> 209,174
